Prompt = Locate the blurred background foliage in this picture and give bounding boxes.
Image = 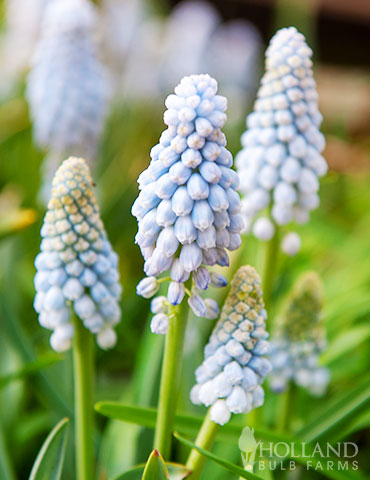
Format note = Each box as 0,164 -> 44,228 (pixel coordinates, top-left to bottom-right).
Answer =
0,0 -> 369,479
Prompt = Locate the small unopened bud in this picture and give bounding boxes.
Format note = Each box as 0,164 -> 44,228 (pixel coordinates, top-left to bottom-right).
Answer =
204,298 -> 220,319
210,272 -> 228,288
150,313 -> 169,335
167,282 -> 185,306
150,296 -> 169,314
136,276 -> 159,298
188,294 -> 207,317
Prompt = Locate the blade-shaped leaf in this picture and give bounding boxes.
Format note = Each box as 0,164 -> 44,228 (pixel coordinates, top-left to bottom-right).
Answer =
97,403 -> 368,480
167,464 -> 191,480
0,297 -> 72,416
254,458 -> 273,480
114,465 -> 143,480
296,374 -> 370,442
114,463 -> 190,480
0,354 -> 61,390
29,418 -> 69,480
0,427 -> 16,480
142,450 -> 169,480
174,432 -> 263,480
94,402 -> 286,445
321,325 -> 370,364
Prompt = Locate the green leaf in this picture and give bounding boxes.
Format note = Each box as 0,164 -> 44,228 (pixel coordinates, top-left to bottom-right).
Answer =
321,325 -> 370,364
166,463 -> 191,479
174,432 -> 263,480
254,458 -> 274,480
114,465 -> 143,480
296,374 -> 370,442
96,403 -> 368,480
142,450 -> 169,480
94,402 -> 285,445
0,427 -> 16,480
29,418 -> 69,480
114,463 -> 190,480
0,297 -> 72,416
0,354 -> 61,390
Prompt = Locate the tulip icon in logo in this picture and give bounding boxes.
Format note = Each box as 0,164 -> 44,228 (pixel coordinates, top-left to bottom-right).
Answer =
238,427 -> 258,471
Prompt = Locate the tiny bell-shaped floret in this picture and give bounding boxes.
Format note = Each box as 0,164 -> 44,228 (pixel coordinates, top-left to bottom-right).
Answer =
151,313 -> 170,335
136,276 -> 159,298
236,27 -> 327,254
33,157 -> 122,352
132,74 -> 244,328
281,232 -> 301,256
269,271 -> 330,396
190,266 -> 270,425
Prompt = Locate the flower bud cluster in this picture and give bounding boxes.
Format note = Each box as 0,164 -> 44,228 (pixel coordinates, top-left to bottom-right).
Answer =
34,157 -> 122,352
26,0 -> 110,159
190,266 -> 271,425
132,74 -> 243,325
236,27 -> 327,255
269,272 -> 330,396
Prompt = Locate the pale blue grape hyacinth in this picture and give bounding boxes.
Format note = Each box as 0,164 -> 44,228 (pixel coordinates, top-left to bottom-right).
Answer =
236,27 -> 328,254
132,74 -> 243,331
190,266 -> 271,425
34,157 -> 122,352
269,272 -> 330,396
0,0 -> 47,98
26,0 -> 110,160
158,2 -> 220,91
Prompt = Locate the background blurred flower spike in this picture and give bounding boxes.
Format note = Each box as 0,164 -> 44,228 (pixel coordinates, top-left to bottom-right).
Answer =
26,0 -> 110,161
236,27 -> 328,254
269,271 -> 330,396
132,73 -> 244,327
190,265 -> 271,425
34,157 -> 122,352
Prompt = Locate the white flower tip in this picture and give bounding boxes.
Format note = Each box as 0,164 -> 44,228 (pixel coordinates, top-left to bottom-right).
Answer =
281,232 -> 301,256
189,385 -> 202,405
198,380 -> 218,406
50,334 -> 72,353
210,399 -> 231,425
252,217 -> 275,241
150,313 -> 169,335
49,324 -> 74,352
97,328 -> 117,350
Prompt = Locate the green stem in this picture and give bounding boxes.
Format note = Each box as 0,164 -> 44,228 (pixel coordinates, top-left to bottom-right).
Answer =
73,314 -> 94,480
153,301 -> 189,459
262,228 -> 280,317
185,410 -> 219,479
276,383 -> 295,433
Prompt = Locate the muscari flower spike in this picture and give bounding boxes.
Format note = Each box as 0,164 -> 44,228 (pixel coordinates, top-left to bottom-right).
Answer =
132,74 -> 244,332
236,27 -> 328,255
269,271 -> 330,396
190,266 -> 271,425
34,157 -> 122,352
26,0 -> 110,160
